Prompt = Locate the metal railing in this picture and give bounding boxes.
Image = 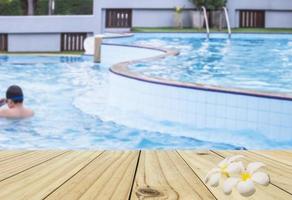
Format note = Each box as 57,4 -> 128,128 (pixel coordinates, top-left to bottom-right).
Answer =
201,6 -> 210,39
223,7 -> 231,38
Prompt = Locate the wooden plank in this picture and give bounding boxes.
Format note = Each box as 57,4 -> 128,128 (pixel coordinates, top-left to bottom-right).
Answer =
0,151 -> 66,181
0,151 -> 102,200
0,34 -> 7,51
245,11 -> 249,27
46,151 -> 139,200
131,151 -> 216,200
0,151 -> 31,162
178,150 -> 292,200
251,150 -> 292,166
240,11 -> 243,27
214,150 -> 292,194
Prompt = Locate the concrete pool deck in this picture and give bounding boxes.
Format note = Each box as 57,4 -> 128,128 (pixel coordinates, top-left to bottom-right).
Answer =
0,150 -> 290,199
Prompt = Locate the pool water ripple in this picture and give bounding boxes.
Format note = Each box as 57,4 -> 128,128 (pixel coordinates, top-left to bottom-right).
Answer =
1,33 -> 292,150
0,55 -> 244,150
105,34 -> 292,93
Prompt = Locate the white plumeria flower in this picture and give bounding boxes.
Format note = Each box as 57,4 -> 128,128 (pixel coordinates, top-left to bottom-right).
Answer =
223,162 -> 270,197
205,155 -> 244,187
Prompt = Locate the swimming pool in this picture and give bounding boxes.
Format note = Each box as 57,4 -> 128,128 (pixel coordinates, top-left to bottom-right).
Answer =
0,33 -> 291,150
0,52 -> 241,150
105,33 -> 292,94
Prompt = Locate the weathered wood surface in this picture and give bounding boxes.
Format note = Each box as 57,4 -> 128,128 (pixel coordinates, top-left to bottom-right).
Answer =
132,151 -> 215,200
0,150 -> 290,200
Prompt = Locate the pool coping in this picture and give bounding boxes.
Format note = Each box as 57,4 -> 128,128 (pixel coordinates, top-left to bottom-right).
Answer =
109,41 -> 292,102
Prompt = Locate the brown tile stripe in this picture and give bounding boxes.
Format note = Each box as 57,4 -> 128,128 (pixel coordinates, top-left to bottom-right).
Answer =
108,43 -> 292,101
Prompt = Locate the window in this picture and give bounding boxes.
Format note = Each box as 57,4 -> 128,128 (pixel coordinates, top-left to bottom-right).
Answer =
240,10 -> 265,28
106,9 -> 132,28
61,33 -> 87,51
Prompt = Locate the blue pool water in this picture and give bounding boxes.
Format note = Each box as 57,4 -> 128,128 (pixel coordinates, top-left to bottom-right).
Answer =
105,33 -> 292,94
0,55 -> 242,150
0,33 -> 292,150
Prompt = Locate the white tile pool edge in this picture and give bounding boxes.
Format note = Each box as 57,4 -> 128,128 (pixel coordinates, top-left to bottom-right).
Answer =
108,72 -> 292,141
108,41 -> 292,141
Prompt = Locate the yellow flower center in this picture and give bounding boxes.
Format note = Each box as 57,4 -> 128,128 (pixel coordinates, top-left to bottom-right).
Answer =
241,172 -> 251,181
220,164 -> 230,177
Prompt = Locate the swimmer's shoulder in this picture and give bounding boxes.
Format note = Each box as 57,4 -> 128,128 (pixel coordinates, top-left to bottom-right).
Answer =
0,109 -> 13,118
27,109 -> 34,117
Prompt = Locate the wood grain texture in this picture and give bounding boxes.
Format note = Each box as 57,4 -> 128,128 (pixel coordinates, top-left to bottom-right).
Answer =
0,151 -> 102,200
46,151 -> 139,200
131,151 -> 215,200
0,150 -> 291,200
0,151 -> 32,162
213,150 -> 292,195
0,151 -> 66,181
250,150 -> 292,166
178,150 -> 292,200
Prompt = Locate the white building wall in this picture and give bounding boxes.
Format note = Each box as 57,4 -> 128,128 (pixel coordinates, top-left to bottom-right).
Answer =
96,0 -> 193,9
266,11 -> 292,28
132,10 -> 193,28
227,0 -> 292,28
0,15 -> 97,33
8,33 -> 60,52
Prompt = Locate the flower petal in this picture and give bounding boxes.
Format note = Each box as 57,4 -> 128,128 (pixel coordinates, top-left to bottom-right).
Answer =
227,155 -> 245,163
227,162 -> 244,175
247,162 -> 266,174
204,168 -> 220,183
252,172 -> 270,186
218,158 -> 228,167
237,179 -> 256,197
223,177 -> 239,195
209,173 -> 221,187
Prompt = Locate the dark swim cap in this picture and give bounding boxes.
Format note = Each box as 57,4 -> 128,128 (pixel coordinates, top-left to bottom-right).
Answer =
6,85 -> 24,103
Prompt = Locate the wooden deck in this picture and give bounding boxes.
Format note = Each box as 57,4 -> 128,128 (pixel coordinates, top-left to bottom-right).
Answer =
0,150 -> 291,199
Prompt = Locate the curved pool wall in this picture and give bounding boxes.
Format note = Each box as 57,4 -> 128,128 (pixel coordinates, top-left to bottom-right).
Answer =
3,45 -> 235,150
108,35 -> 292,142
1,34 -> 291,149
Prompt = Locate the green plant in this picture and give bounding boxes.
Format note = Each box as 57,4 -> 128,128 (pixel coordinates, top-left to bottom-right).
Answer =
54,0 -> 93,15
189,0 -> 206,8
175,6 -> 184,14
207,0 -> 227,10
29,0 -> 93,15
0,0 -> 22,15
189,0 -> 227,10
35,0 -> 48,15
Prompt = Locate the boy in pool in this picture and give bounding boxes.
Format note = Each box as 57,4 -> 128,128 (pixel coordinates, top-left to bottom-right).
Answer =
0,85 -> 34,118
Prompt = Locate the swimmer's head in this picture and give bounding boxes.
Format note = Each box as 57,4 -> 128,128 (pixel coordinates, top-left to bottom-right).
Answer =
6,85 -> 24,107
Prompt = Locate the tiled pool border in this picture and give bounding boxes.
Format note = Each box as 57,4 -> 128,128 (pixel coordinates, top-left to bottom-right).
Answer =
107,40 -> 292,140
109,43 -> 292,101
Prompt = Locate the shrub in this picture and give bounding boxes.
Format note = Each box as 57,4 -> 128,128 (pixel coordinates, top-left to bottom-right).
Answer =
189,0 -> 227,10
54,0 -> 93,15
0,0 -> 22,15
35,0 -> 48,15
0,0 -> 93,15
206,0 -> 227,10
